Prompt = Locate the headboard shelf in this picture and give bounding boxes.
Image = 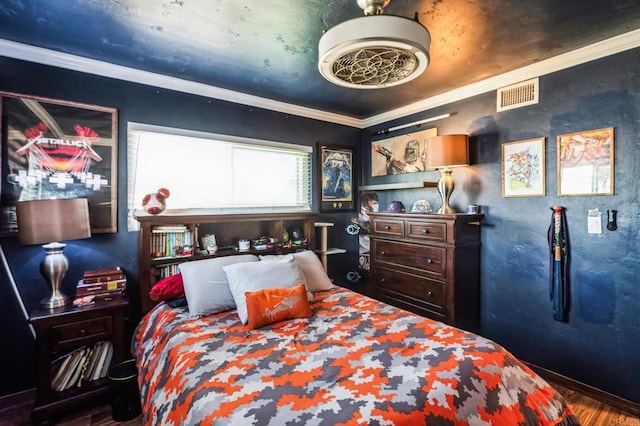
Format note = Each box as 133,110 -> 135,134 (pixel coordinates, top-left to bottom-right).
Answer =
136,212 -> 316,314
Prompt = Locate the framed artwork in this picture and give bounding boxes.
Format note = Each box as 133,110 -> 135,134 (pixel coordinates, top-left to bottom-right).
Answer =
557,127 -> 614,196
371,127 -> 437,176
0,92 -> 118,234
318,143 -> 354,212
501,137 -> 546,197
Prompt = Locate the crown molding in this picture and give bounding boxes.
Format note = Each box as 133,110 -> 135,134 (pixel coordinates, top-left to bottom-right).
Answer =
0,39 -> 361,128
2,28 -> 639,130
362,28 -> 640,128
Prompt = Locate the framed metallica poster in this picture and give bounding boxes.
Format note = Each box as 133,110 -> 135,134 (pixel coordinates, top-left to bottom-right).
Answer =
0,92 -> 118,234
318,143 -> 355,212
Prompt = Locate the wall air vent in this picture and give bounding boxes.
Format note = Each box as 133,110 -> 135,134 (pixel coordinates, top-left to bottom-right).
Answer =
497,77 -> 539,112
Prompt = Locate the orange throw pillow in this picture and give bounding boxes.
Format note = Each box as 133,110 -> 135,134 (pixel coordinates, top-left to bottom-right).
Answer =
245,284 -> 311,329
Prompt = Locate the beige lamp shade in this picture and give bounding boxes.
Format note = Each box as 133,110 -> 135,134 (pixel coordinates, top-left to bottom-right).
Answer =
426,134 -> 469,169
16,198 -> 91,245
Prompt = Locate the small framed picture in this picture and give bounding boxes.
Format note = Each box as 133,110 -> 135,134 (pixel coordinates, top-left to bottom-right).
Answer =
557,127 -> 614,196
318,143 -> 355,212
501,137 -> 546,197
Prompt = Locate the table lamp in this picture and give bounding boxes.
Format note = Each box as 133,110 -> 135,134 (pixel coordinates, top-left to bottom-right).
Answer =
426,135 -> 469,214
16,198 -> 91,309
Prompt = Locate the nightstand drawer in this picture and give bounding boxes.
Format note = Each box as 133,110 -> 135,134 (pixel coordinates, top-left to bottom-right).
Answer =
406,220 -> 446,242
52,316 -> 112,346
374,240 -> 446,278
374,266 -> 446,313
372,219 -> 405,237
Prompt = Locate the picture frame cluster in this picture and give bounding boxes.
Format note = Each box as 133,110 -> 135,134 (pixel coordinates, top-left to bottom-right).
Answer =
501,127 -> 614,198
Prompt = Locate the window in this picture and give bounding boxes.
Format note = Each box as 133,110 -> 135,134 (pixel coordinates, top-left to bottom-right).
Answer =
127,123 -> 312,230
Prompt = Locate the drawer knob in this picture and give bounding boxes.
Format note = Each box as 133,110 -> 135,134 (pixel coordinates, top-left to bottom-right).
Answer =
79,329 -> 87,336
422,229 -> 428,234
380,278 -> 385,283
380,251 -> 386,256
427,291 -> 433,297
384,225 -> 390,230
426,258 -> 433,264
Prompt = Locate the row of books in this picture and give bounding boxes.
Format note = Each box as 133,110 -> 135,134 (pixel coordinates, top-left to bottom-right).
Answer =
51,341 -> 113,392
77,267 -> 126,298
150,226 -> 194,259
157,264 -> 181,279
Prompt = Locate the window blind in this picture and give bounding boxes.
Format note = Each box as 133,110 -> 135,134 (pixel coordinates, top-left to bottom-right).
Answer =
127,123 -> 312,231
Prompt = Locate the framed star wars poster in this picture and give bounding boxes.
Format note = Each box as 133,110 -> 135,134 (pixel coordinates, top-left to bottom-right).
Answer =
371,127 -> 437,176
0,92 -> 118,234
318,143 -> 355,212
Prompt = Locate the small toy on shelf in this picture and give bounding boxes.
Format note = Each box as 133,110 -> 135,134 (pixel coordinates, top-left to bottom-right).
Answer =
142,188 -> 170,215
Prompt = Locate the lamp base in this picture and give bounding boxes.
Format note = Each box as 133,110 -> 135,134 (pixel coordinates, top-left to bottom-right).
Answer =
39,242 -> 71,310
40,292 -> 70,309
436,168 -> 456,214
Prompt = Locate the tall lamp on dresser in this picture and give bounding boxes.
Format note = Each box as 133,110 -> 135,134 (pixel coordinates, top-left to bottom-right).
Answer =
426,134 -> 469,214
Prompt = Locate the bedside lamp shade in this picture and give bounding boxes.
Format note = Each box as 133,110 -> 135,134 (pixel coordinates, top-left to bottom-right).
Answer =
16,198 -> 91,309
426,135 -> 469,214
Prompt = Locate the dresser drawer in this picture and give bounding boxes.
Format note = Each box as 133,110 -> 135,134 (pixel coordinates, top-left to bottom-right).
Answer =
373,266 -> 446,315
406,220 -> 446,242
372,218 -> 405,237
51,316 -> 112,347
373,240 -> 447,278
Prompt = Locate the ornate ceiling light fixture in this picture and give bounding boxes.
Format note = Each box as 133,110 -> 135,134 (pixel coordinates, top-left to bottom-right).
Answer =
318,0 -> 431,89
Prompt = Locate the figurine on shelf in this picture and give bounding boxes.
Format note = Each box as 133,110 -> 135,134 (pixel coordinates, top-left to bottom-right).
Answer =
142,188 -> 170,215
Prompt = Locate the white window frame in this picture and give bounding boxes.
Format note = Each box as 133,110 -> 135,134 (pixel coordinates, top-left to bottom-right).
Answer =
127,123 -> 312,231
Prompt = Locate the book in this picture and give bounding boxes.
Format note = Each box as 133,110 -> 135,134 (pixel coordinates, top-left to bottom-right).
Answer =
81,272 -> 125,284
76,279 -> 126,296
65,348 -> 87,390
152,225 -> 187,233
91,290 -> 126,300
51,352 -> 73,390
83,342 -> 101,383
99,343 -> 114,379
75,346 -> 94,387
92,342 -> 112,381
57,348 -> 85,391
83,266 -> 123,279
86,342 -> 104,382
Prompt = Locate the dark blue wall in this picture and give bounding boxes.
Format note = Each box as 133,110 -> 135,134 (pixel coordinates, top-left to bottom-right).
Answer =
362,49 -> 640,403
0,56 -> 361,396
1,48 -> 638,405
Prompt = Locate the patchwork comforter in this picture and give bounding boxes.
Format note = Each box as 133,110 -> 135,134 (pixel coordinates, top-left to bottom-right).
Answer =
133,287 -> 579,425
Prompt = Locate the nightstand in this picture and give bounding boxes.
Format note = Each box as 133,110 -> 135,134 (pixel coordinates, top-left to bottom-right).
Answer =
29,296 -> 129,423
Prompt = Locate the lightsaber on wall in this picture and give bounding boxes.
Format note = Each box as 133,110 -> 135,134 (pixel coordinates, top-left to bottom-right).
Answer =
374,113 -> 451,135
548,206 -> 569,322
0,243 -> 35,338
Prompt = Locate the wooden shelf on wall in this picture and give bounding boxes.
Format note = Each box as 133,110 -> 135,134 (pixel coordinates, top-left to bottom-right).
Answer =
360,182 -> 438,191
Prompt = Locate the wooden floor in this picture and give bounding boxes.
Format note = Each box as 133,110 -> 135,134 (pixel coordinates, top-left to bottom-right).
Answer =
1,382 -> 637,425
550,381 -> 639,425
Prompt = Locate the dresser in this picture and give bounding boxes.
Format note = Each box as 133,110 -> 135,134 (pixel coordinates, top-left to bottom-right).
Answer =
368,212 -> 482,332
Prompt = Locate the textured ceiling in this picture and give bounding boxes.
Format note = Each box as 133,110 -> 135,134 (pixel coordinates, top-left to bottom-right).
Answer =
1,0 -> 640,120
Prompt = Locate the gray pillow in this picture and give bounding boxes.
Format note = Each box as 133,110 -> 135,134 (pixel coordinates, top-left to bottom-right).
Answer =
259,250 -> 334,291
180,254 -> 258,317
224,256 -> 305,324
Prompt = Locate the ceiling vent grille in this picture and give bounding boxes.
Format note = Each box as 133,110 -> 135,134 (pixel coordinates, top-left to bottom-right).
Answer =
497,78 -> 539,112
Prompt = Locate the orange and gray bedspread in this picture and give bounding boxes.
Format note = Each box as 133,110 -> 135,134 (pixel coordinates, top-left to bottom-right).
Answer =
133,287 -> 579,425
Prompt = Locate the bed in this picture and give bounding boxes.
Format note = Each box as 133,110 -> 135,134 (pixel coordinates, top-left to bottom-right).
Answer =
133,252 -> 579,425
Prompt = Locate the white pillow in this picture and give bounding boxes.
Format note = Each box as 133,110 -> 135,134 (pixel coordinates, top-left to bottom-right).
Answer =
224,256 -> 306,324
180,254 -> 258,317
260,250 -> 334,292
